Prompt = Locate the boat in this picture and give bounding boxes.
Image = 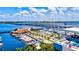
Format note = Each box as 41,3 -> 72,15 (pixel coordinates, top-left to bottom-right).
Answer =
0,36 -> 3,46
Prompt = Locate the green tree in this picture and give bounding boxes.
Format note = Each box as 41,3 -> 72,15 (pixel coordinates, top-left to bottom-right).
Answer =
16,48 -> 23,51
51,33 -> 54,37
45,43 -> 54,51
40,42 -> 54,51
24,43 -> 37,51
57,33 -> 61,43
58,33 -> 61,40
40,42 -> 46,51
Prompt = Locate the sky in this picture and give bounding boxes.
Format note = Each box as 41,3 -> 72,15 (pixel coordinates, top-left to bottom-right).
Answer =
0,7 -> 79,21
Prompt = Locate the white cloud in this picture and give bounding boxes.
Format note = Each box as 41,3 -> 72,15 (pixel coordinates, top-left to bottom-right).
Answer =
14,7 -> 79,21
1,7 -> 79,21
56,8 -> 65,16
0,14 -> 6,18
13,13 -> 21,17
13,10 -> 29,17
29,7 -> 38,13
48,7 -> 58,15
27,8 -> 47,21
59,7 -> 68,11
59,10 -> 64,15
48,7 -> 56,11
38,13 -> 45,16
20,10 -> 29,14
67,13 -> 72,16
71,7 -> 79,11
39,9 -> 48,13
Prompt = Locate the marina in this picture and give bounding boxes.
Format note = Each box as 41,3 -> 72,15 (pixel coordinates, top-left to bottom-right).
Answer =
0,21 -> 79,51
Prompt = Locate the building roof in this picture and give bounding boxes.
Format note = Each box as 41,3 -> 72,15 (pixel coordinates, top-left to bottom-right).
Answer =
65,28 -> 79,32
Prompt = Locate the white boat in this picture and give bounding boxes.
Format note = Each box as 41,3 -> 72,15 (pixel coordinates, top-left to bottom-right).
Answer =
0,37 -> 2,41
0,43 -> 3,46
0,36 -> 3,46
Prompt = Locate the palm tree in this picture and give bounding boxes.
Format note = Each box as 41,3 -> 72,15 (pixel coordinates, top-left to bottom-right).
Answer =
40,42 -> 54,51
16,48 -> 22,51
57,33 -> 61,42
51,33 -> 54,37
24,44 -> 34,51
40,42 -> 46,51
32,45 -> 37,51
45,43 -> 54,51
46,37 -> 50,40
24,43 -> 38,51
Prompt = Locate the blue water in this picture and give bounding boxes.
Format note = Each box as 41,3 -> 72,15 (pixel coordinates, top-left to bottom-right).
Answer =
0,24 -> 20,32
64,21 -> 79,27
0,33 -> 25,51
0,23 -> 45,51
0,24 -> 25,51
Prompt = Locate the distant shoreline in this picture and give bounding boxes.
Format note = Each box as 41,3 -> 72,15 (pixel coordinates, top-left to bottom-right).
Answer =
0,21 -> 79,23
